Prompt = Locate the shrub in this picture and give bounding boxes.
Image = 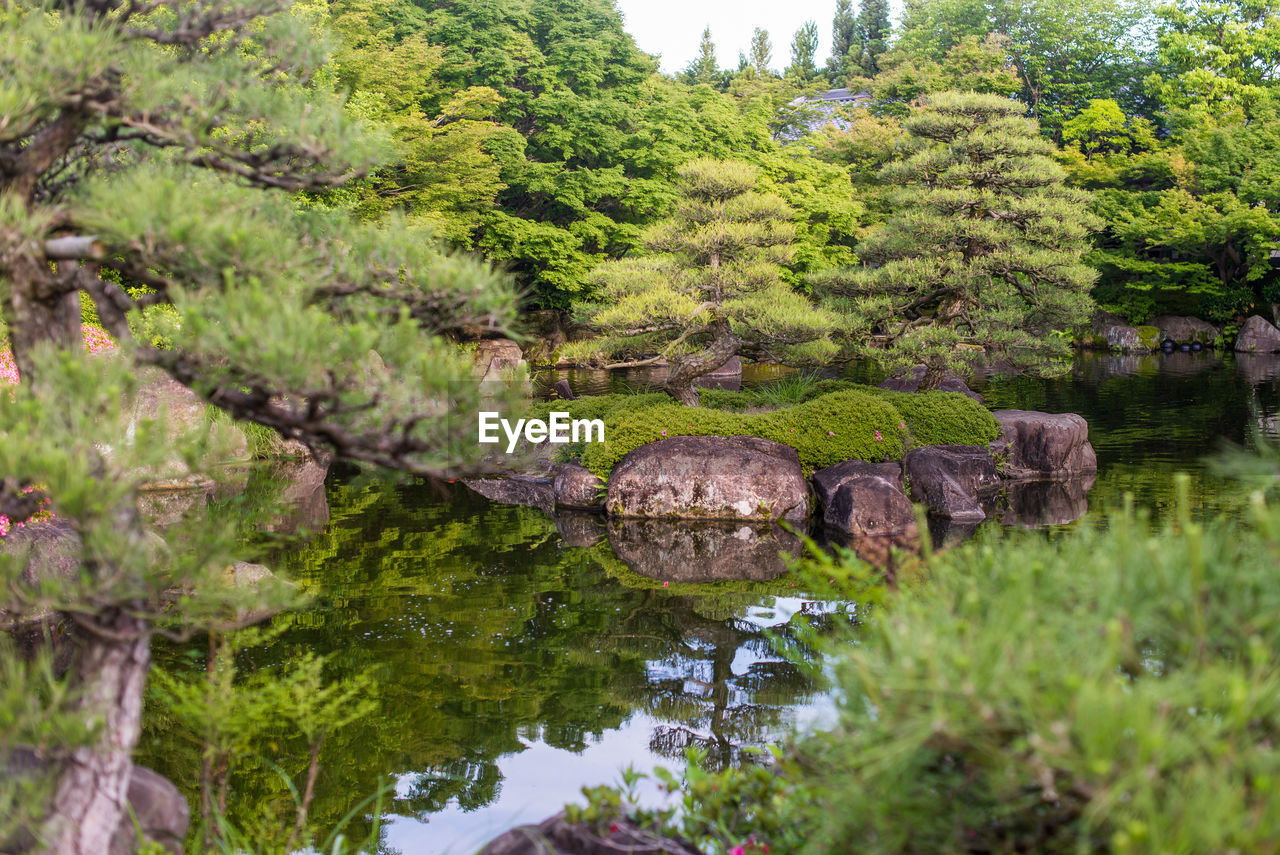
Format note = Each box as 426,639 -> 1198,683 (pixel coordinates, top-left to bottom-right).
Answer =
579,389 -> 908,478
869,389 -> 999,447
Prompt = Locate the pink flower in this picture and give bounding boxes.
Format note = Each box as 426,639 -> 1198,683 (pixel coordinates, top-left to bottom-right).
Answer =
899,422 -> 906,429
827,430 -> 835,436
875,430 -> 883,442
731,848 -> 746,855
660,429 -> 667,436
662,581 -> 669,588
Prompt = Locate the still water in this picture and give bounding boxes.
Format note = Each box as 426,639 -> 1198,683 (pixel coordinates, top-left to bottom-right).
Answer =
137,351 -> 1280,854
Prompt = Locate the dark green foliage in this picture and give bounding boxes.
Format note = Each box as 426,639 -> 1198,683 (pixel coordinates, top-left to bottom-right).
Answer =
579,389 -> 909,478
823,92 -> 1099,387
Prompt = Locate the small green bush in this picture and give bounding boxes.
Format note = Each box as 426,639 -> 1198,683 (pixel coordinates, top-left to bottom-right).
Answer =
580,389 -> 908,478
869,389 -> 999,447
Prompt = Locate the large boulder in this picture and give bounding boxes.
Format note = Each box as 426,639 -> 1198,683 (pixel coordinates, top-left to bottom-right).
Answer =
606,435 -> 808,522
990,410 -> 1097,479
878,365 -> 984,402
824,475 -> 918,538
608,518 -> 799,583
109,765 -> 191,855
2,519 -> 81,588
553,462 -> 605,510
704,355 -> 742,377
811,460 -> 902,507
125,368 -> 250,483
1085,311 -> 1159,353
1153,315 -> 1219,346
903,445 -> 1000,522
1234,315 -> 1280,353
476,813 -> 698,855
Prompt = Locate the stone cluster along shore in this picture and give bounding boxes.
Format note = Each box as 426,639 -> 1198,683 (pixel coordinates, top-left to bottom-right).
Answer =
466,406 -> 1099,549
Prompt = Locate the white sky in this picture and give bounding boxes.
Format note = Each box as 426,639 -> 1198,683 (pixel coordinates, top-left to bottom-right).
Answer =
614,0 -> 903,75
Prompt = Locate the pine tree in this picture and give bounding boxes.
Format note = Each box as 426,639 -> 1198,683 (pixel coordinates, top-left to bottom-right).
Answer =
750,27 -> 774,76
856,0 -> 891,75
824,92 -> 1099,388
787,21 -> 821,83
685,25 -> 720,86
571,160 -> 836,405
0,0 -> 519,850
827,0 -> 858,83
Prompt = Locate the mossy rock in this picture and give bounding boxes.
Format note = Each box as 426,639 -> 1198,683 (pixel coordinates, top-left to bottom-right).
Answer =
1137,325 -> 1161,350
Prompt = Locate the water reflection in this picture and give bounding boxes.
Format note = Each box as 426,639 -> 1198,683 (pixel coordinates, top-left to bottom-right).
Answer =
135,351 -> 1280,854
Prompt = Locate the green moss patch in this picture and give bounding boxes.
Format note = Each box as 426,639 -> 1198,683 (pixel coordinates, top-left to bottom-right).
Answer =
580,389 -> 908,479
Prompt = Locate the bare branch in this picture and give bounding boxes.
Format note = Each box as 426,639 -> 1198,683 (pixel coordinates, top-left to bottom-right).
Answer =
44,236 -> 106,260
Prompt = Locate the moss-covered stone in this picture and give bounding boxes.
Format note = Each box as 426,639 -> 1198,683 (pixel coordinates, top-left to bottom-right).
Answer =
1137,325 -> 1161,350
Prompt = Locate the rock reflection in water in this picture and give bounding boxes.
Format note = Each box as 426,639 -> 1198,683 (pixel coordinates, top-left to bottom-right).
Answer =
607,518 -> 800,583
1237,353 -> 1280,387
1000,475 -> 1097,528
555,511 -> 607,548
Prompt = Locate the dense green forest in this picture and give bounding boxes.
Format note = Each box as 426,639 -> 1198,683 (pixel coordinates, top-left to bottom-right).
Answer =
318,0 -> 1280,328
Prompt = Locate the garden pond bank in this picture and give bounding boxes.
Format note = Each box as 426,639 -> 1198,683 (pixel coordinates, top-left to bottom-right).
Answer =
137,350 -> 1280,855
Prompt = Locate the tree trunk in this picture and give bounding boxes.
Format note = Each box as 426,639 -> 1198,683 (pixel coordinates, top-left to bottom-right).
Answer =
36,610 -> 151,855
918,360 -> 948,392
2,250 -> 82,382
663,319 -> 739,407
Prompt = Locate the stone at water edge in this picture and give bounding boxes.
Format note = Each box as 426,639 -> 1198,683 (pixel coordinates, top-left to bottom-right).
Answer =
1152,315 -> 1219,346
903,445 -> 1000,522
824,475 -> 919,538
476,812 -> 699,855
878,365 -> 984,402
550,378 -> 577,400
704,354 -> 742,377
1234,315 -> 1280,353
990,410 -> 1097,479
810,460 -> 903,508
605,435 -> 808,522
463,476 -> 556,515
553,462 -> 604,510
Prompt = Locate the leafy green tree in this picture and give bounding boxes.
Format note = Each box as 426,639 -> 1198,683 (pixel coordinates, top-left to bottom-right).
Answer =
861,34 -> 1022,118
827,0 -> 858,83
749,27 -> 774,76
823,92 -> 1099,388
570,159 -> 837,405
684,26 -> 722,87
0,0 -> 520,851
896,0 -> 1156,134
855,0 -> 892,75
786,20 -> 821,83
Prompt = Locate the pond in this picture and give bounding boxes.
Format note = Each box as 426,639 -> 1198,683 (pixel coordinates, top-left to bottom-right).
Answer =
137,350 -> 1280,855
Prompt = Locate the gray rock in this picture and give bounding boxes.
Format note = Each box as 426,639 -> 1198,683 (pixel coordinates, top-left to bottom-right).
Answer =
553,463 -> 605,510
110,765 -> 191,855
476,812 -> 698,855
463,476 -> 555,514
2,519 -> 81,587
1234,315 -> 1280,353
1152,315 -> 1218,345
608,518 -> 799,583
606,435 -> 808,522
990,410 -> 1097,479
550,379 -> 577,400
824,475 -> 918,538
879,365 -> 984,402
811,460 -> 903,508
903,445 -> 1000,522
704,355 -> 742,377
123,368 -> 249,483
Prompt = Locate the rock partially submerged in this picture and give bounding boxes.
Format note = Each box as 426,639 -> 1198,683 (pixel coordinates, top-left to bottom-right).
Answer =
824,475 -> 918,538
553,462 -> 605,510
1235,315 -> 1280,353
463,475 -> 556,514
1153,315 -> 1218,346
878,365 -> 984,402
1084,311 -> 1159,353
606,435 -> 808,522
903,445 -> 1001,522
990,410 -> 1097,479
476,812 -> 698,855
810,460 -> 902,507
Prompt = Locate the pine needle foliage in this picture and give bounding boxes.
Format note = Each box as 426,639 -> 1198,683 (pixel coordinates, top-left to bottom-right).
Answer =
822,91 -> 1100,388
569,159 -> 837,405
